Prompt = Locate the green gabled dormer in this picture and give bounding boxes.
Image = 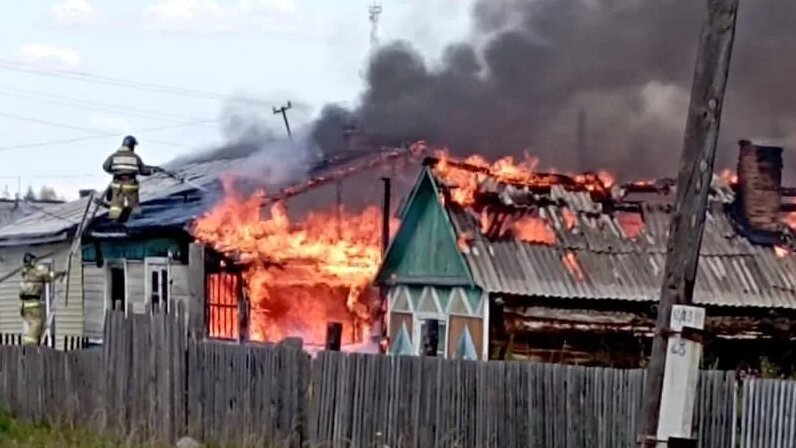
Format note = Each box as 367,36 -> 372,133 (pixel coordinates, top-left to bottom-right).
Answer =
375,167 -> 488,360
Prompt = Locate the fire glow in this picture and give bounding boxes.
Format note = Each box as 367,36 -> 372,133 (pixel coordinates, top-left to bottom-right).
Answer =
194,180 -> 398,348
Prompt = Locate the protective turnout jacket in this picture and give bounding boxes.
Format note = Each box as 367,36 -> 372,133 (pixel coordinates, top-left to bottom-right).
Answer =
102,146 -> 155,179
20,264 -> 57,299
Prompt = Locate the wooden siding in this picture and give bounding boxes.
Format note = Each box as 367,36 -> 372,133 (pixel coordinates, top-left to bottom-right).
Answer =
82,263 -> 105,339
169,262 -> 190,326
127,261 -> 146,314
388,312 -> 413,343
378,171 -> 471,285
447,315 -> 484,359
0,243 -> 83,338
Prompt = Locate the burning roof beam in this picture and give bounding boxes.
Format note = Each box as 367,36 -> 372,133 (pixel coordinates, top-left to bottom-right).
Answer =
423,156 -> 579,190
259,146 -> 422,209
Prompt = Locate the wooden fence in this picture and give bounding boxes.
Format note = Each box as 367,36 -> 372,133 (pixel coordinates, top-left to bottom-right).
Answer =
0,333 -> 91,351
0,308 -> 793,447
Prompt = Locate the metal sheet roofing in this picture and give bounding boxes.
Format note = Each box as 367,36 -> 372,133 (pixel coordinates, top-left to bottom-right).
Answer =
439,176 -> 796,309
0,148 -> 411,243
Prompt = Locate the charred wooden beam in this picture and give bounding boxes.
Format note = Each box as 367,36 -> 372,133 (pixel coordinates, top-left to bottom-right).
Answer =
259,146 -> 417,209
781,187 -> 796,197
423,156 -> 579,188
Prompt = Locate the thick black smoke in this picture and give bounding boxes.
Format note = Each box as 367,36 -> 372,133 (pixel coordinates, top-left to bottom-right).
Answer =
312,0 -> 796,180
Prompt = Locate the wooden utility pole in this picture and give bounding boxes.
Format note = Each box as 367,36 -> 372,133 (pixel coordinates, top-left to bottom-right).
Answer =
639,0 -> 739,446
273,101 -> 293,138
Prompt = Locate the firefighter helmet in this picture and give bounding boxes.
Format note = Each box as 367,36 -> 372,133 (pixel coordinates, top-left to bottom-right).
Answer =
22,253 -> 36,265
122,135 -> 138,149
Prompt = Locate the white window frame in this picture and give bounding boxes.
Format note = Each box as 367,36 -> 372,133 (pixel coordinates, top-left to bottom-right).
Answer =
104,259 -> 129,316
413,312 -> 449,358
144,257 -> 171,314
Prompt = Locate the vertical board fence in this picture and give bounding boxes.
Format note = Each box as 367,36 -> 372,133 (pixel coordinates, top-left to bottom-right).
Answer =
0,308 -> 794,447
739,378 -> 796,448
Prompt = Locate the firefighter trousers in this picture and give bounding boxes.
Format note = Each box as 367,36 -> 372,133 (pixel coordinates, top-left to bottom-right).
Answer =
20,298 -> 43,345
109,180 -> 141,220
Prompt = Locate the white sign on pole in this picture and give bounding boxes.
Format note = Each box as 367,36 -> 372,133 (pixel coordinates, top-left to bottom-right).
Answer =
656,304 -> 706,445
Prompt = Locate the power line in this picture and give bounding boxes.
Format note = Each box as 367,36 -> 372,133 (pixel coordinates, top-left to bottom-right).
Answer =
0,60 -> 273,105
0,112 -> 217,151
0,111 -> 183,147
0,85 -> 206,124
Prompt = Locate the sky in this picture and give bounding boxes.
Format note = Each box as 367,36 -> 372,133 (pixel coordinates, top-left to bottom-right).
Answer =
0,0 -> 473,200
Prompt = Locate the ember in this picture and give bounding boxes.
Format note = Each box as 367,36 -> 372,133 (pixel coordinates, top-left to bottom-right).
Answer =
783,212 -> 796,231
775,246 -> 789,258
194,180 -> 398,347
616,211 -> 645,239
562,251 -> 585,281
513,216 -> 556,245
720,169 -> 738,185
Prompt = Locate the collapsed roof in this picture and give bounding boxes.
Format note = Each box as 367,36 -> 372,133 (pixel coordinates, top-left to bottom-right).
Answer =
377,151 -> 796,310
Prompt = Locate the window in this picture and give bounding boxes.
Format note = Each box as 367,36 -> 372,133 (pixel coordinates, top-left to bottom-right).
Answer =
107,261 -> 127,313
145,258 -> 170,314
418,318 -> 447,357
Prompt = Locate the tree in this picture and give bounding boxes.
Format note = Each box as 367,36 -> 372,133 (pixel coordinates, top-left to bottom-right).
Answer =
23,186 -> 35,201
38,186 -> 59,201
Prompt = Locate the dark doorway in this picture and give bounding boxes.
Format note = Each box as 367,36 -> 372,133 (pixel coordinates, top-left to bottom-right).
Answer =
109,266 -> 126,312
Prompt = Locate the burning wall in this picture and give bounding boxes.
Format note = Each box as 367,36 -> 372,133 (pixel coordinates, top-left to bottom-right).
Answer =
194,179 -> 399,347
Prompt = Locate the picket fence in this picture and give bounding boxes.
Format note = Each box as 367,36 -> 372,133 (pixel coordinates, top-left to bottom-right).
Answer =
0,307 -> 791,447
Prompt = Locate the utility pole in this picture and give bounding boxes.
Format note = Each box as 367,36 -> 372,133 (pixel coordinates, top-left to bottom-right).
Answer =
639,1 -> 739,446
273,101 -> 293,138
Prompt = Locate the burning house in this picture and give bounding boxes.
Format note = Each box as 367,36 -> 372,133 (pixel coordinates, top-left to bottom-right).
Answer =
188,146 -> 418,349
375,141 -> 796,370
0,144 -> 418,346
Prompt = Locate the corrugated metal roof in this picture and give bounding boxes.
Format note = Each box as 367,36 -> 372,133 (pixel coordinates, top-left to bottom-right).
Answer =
0,200 -> 58,227
0,148 -> 409,243
441,174 -> 796,309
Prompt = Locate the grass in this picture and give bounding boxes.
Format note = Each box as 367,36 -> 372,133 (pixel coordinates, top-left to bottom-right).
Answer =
0,411 -> 146,448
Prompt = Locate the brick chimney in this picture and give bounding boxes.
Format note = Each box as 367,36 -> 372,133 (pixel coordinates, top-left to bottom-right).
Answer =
736,140 -> 783,233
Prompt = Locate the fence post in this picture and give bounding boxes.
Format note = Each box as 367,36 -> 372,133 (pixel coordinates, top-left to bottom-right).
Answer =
188,243 -> 206,340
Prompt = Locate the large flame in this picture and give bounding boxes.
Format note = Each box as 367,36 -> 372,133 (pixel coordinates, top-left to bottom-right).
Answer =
194,180 -> 398,347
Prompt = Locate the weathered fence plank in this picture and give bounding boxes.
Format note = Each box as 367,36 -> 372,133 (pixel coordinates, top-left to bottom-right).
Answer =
0,308 -> 775,448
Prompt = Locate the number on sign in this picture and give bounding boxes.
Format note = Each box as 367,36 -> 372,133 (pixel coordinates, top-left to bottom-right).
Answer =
670,338 -> 687,357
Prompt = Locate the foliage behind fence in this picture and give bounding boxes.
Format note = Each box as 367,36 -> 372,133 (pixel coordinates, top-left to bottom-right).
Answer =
0,308 -> 789,447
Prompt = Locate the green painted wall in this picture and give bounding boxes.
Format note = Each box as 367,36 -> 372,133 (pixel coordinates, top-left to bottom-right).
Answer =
82,238 -> 183,262
378,170 -> 471,286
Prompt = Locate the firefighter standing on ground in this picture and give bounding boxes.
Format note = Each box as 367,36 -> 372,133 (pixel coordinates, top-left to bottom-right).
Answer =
19,253 -> 65,345
102,136 -> 161,221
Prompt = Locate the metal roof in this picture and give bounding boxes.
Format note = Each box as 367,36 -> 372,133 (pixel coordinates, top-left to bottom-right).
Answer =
439,176 -> 796,309
0,148 -> 412,244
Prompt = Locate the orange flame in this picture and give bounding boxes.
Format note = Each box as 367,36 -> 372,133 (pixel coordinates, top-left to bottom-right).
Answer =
562,208 -> 577,230
720,169 -> 738,185
783,212 -> 796,231
457,231 -> 474,251
193,181 -> 398,346
617,211 -> 645,239
513,216 -> 556,245
562,251 -> 585,281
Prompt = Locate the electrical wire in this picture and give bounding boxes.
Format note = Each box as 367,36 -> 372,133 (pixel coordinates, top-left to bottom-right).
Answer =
0,115 -> 217,151
0,85 -> 205,124
0,60 -> 273,105
0,111 -> 183,147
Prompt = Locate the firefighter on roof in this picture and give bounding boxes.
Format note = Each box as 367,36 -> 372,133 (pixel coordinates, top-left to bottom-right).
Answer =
19,253 -> 65,345
102,135 -> 161,221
